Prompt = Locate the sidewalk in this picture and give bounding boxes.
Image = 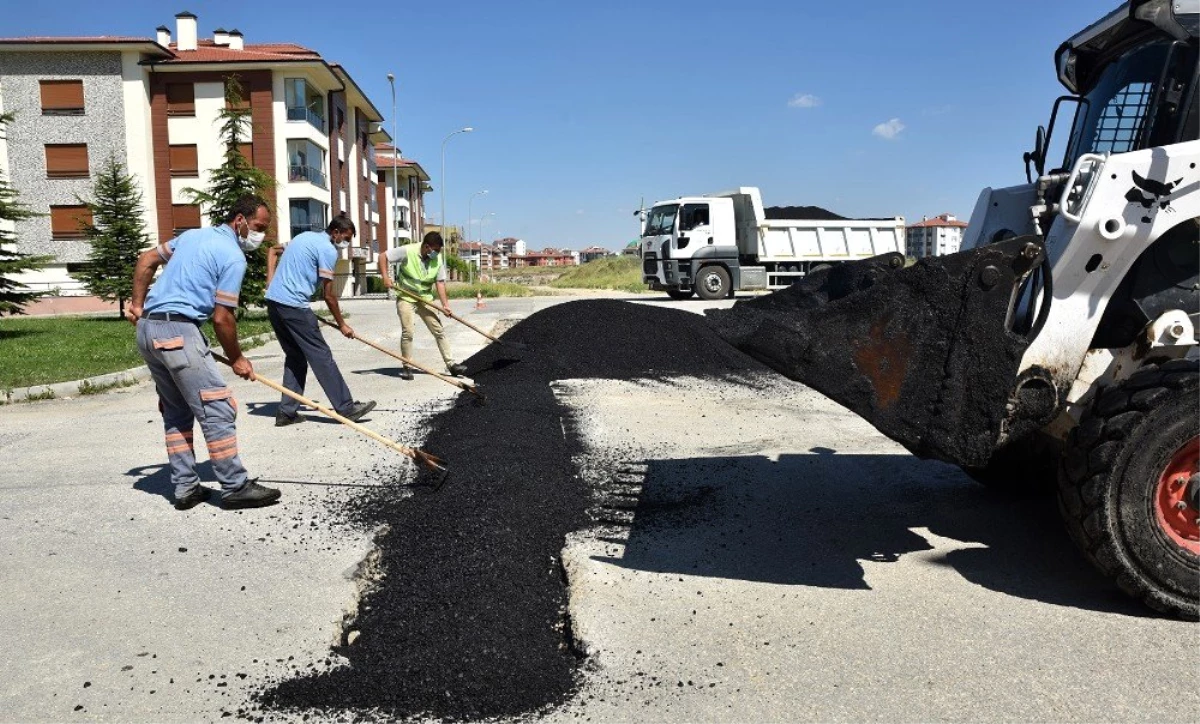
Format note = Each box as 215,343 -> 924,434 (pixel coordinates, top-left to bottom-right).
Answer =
21,295 -> 121,317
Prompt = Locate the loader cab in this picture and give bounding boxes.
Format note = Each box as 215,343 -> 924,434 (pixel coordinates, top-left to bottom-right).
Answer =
1038,38 -> 1198,178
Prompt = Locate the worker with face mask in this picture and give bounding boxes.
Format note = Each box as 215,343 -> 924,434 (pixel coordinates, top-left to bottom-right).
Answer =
126,195 -> 282,511
377,231 -> 467,380
263,216 -> 376,427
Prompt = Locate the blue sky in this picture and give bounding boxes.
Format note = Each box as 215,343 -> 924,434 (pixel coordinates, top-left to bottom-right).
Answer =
4,0 -> 1111,250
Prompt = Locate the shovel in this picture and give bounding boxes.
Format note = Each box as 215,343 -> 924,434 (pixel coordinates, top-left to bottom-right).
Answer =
316,315 -> 485,402
212,352 -> 450,487
392,286 -> 530,351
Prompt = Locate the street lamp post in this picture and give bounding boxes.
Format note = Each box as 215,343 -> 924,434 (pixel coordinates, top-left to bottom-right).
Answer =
386,73 -> 399,258
440,126 -> 473,260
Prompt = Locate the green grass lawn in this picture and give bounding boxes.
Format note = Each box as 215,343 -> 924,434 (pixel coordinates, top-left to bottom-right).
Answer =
550,256 -> 646,293
444,282 -> 533,299
0,311 -> 276,389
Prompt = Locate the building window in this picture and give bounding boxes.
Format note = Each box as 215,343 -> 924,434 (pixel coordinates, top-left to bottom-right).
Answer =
172,204 -> 202,234
368,181 -> 378,212
289,199 -> 327,238
284,78 -> 325,131
169,144 -> 198,177
166,83 -> 195,117
50,205 -> 92,239
39,80 -> 85,115
286,139 -> 327,188
44,144 -> 89,178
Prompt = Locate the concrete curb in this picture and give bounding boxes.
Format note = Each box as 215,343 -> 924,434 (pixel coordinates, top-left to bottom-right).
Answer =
2,332 -> 276,405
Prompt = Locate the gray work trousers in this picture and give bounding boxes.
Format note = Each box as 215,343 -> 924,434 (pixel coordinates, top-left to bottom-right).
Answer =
137,318 -> 248,499
266,301 -> 354,418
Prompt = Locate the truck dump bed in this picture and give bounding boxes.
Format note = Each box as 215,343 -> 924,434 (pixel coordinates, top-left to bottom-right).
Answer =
718,187 -> 906,265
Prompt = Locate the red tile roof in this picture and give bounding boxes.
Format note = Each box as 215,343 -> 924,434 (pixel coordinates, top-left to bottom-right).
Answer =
156,39 -> 321,63
908,214 -> 967,228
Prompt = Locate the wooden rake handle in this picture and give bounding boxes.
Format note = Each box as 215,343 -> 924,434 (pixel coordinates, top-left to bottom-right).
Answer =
393,286 -> 506,346
315,316 -> 482,399
211,352 -> 447,472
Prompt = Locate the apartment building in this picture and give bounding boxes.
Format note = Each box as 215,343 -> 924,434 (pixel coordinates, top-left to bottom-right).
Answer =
578,246 -> 610,264
375,142 -> 430,251
0,11 -> 419,295
906,213 -> 968,258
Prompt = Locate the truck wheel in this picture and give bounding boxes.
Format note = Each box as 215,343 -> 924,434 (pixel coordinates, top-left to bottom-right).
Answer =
666,288 -> 694,300
1058,359 -> 1199,619
963,434 -> 1059,494
695,266 -> 730,301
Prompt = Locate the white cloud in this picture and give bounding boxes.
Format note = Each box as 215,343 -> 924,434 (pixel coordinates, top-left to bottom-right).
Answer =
787,93 -> 822,109
872,118 -> 905,140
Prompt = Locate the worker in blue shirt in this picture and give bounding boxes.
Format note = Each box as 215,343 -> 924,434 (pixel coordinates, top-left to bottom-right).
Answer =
127,195 -> 281,511
264,216 -> 376,427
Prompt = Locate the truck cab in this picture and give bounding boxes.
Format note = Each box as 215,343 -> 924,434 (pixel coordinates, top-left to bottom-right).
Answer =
641,196 -> 741,300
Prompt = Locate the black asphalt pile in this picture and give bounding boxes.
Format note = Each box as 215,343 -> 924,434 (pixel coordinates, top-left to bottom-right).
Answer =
707,239 -> 1041,469
259,299 -> 765,722
764,205 -> 847,221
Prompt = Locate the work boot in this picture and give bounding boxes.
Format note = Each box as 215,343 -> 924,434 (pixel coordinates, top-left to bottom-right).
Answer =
274,412 -> 307,427
341,400 -> 377,422
398,367 -> 414,381
447,363 -> 468,377
173,485 -> 210,511
221,480 -> 281,510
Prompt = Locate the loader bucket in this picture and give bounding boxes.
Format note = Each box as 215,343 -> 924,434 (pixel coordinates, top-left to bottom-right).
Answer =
706,236 -> 1048,469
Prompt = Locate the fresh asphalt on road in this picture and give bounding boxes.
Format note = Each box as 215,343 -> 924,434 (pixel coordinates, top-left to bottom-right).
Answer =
0,292 -> 1194,723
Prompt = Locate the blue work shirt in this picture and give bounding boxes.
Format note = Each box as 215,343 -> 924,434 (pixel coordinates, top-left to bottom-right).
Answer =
264,231 -> 338,308
144,224 -> 246,321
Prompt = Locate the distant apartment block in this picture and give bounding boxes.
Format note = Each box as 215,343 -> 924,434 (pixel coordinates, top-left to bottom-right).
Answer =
578,246 -> 610,264
0,11 -> 424,295
907,213 -> 967,258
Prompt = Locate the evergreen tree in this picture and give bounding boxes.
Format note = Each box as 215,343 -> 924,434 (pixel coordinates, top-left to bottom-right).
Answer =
182,75 -> 277,308
0,112 -> 50,317
73,156 -> 150,317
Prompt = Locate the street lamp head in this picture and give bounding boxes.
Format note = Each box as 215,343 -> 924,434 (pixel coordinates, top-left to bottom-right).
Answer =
386,73 -> 394,81
462,127 -> 474,133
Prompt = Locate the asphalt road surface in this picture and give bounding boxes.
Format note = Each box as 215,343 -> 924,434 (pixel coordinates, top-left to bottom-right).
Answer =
0,293 -> 1193,723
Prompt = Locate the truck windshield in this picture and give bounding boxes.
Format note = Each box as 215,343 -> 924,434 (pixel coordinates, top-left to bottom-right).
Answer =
1064,40 -> 1184,165
642,205 -> 678,237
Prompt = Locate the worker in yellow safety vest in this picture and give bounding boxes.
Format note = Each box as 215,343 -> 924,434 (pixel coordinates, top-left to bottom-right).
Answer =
378,231 -> 467,379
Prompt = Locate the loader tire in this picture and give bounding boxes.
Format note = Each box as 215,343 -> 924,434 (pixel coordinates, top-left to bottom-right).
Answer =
695,265 -> 730,301
666,288 -> 694,300
1058,359 -> 1199,619
963,435 -> 1059,494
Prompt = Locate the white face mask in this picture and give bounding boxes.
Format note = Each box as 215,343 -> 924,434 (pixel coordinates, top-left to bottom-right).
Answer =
238,229 -> 266,252
235,218 -> 266,251
336,240 -> 350,250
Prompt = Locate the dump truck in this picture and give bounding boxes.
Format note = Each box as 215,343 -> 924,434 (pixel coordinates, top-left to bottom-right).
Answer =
639,187 -> 905,300
709,0 -> 1199,618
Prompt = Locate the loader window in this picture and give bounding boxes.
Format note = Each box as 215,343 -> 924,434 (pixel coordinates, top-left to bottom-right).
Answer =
679,204 -> 710,231
1068,41 -> 1170,160
642,204 -> 678,237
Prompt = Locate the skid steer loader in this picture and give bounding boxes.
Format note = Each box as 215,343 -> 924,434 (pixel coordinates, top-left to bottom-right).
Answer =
709,0 -> 1199,618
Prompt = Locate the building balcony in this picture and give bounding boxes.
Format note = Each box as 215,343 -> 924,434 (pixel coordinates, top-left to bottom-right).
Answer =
290,221 -> 326,238
286,106 -> 325,132
288,164 -> 327,189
